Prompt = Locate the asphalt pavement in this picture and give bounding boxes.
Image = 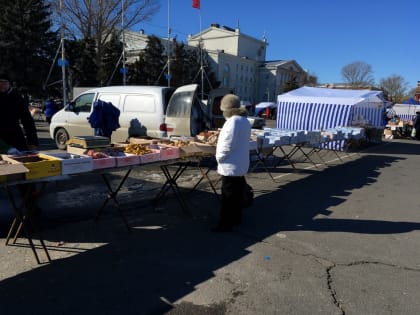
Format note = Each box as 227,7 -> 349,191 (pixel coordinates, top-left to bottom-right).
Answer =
1,120 -> 420,315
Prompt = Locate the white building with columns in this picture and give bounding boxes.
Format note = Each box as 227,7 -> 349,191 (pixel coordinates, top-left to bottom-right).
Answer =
124,23 -> 308,103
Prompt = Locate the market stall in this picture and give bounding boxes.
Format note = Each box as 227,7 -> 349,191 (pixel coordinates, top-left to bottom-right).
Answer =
254,102 -> 277,118
383,104 -> 419,138
0,136 -> 221,263
1,129 -> 359,264
276,87 -> 386,145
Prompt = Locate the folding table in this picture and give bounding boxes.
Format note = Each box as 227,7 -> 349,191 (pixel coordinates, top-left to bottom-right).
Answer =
94,167 -> 133,231
2,175 -> 70,264
1,154 -> 221,264
153,156 -> 220,214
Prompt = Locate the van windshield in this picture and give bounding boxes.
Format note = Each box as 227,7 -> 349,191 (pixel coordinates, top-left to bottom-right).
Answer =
72,93 -> 95,112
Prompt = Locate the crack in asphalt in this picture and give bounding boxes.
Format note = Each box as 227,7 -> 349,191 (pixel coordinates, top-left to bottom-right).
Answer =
234,229 -> 420,315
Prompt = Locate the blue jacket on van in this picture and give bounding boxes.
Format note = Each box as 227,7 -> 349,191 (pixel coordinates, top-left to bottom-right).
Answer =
88,100 -> 120,138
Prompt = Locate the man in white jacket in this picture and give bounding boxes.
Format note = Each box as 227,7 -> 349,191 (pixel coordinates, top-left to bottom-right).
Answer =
214,94 -> 251,232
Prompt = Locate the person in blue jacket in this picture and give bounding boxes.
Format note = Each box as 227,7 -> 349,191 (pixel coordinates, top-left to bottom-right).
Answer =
44,98 -> 58,124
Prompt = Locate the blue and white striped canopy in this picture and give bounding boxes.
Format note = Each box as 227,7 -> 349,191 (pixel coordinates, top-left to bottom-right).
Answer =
392,103 -> 420,121
276,87 -> 385,130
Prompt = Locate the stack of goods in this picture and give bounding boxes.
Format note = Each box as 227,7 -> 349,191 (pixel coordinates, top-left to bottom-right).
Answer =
195,131 -> 219,145
129,137 -> 180,161
41,152 -> 93,175
66,136 -> 111,148
2,153 -> 61,180
67,136 -> 117,169
162,132 -> 220,157
123,143 -> 160,164
0,155 -> 29,182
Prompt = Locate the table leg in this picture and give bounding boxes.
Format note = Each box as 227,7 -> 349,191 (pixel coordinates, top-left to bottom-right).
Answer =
5,184 -> 51,264
189,159 -> 220,201
292,144 -> 319,168
154,163 -> 190,215
249,147 -> 277,180
277,146 -> 297,170
95,169 -> 132,231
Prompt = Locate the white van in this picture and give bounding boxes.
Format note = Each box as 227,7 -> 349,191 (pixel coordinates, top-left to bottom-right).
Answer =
50,85 -> 176,149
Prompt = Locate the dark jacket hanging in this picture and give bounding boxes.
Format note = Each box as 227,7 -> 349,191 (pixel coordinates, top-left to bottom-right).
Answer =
88,100 -> 120,138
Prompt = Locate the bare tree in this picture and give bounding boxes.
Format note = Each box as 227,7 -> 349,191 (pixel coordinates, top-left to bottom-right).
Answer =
50,0 -> 160,68
379,75 -> 408,103
303,71 -> 318,87
341,61 -> 375,88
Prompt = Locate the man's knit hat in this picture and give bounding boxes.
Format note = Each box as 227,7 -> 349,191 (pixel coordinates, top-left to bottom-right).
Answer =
0,73 -> 10,81
220,94 -> 240,111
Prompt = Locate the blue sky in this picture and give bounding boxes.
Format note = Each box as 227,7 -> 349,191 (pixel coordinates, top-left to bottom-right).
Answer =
138,0 -> 419,92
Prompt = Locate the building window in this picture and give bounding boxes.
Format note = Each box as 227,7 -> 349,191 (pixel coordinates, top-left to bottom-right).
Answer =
223,64 -> 230,87
224,64 -> 230,73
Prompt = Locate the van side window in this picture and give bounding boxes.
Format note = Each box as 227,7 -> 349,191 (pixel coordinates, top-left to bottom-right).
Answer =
97,94 -> 121,108
123,94 -> 155,113
74,93 -> 95,112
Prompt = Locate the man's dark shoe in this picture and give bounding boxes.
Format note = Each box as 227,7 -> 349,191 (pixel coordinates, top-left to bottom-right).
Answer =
233,217 -> 242,225
212,225 -> 233,232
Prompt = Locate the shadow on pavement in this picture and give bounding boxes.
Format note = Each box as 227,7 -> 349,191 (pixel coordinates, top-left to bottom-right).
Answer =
243,153 -> 420,239
2,138 -> 420,314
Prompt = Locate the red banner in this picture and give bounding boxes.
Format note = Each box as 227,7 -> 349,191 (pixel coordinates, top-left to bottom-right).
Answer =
192,0 -> 200,9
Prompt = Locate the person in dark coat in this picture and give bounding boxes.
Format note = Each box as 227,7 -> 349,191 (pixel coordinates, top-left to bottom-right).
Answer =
0,73 -> 41,215
0,73 -> 39,151
413,111 -> 420,140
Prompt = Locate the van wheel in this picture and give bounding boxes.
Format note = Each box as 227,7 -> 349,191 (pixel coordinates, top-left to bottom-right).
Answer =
55,128 -> 69,150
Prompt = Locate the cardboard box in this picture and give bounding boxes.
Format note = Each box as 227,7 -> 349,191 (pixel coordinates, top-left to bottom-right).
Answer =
187,142 -> 216,156
139,149 -> 161,164
67,146 -> 88,155
67,146 -> 117,170
42,152 -> 93,175
67,146 -> 115,155
178,144 -> 216,157
158,145 -> 180,161
91,155 -> 116,169
113,153 -> 140,167
0,155 -> 29,183
66,136 -> 110,148
129,137 -> 155,145
178,144 -> 203,157
3,153 -> 61,180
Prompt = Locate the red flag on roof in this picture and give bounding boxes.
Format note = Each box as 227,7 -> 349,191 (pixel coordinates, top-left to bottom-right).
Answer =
192,0 -> 200,9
